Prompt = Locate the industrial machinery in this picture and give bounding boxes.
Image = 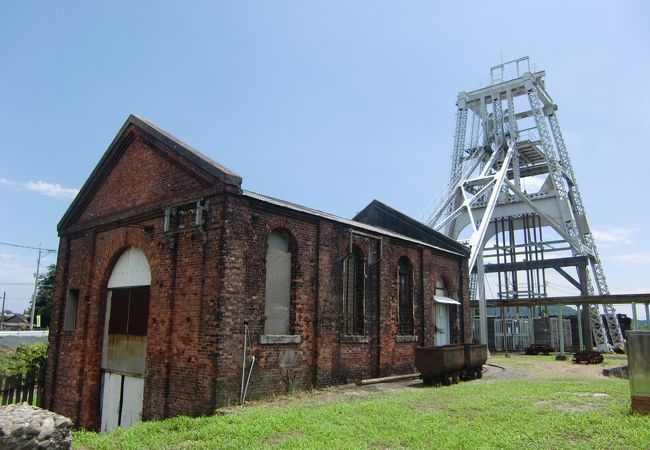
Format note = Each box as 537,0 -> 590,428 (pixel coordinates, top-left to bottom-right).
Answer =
426,57 -> 623,352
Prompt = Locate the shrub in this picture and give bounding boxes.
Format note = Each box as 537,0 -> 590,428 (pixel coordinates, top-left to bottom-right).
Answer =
0,343 -> 48,377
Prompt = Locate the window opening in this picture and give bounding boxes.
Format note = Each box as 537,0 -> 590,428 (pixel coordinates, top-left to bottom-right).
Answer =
264,230 -> 292,335
343,245 -> 365,335
63,289 -> 79,331
397,258 -> 414,335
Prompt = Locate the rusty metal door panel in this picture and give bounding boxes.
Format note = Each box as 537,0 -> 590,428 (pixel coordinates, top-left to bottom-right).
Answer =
103,335 -> 147,375
102,286 -> 149,375
100,372 -> 121,432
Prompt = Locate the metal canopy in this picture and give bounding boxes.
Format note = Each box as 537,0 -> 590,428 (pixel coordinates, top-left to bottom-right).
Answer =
434,295 -> 462,306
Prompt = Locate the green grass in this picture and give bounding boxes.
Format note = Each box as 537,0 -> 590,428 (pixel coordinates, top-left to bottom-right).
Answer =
74,356 -> 649,450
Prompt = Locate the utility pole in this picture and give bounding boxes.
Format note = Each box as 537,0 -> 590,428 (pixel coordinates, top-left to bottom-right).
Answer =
1,291 -> 5,330
29,245 -> 43,330
28,244 -> 57,330
0,241 -> 57,330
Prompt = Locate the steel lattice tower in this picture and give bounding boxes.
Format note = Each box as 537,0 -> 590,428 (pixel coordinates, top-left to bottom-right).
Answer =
427,57 -> 623,352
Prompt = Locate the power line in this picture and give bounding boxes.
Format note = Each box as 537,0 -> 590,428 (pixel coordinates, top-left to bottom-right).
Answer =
0,282 -> 35,285
0,241 -> 57,252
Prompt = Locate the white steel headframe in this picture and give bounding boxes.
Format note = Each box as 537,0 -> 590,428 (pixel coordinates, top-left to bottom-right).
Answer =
427,57 -> 623,352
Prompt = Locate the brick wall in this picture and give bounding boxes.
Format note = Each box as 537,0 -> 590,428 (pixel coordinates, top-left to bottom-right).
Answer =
46,126 -> 471,430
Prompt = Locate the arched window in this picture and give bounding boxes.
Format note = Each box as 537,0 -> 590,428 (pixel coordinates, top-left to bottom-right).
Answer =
343,245 -> 365,335
435,278 -> 448,297
264,230 -> 292,335
397,257 -> 413,335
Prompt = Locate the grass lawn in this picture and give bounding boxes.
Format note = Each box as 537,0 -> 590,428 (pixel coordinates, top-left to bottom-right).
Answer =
74,354 -> 650,449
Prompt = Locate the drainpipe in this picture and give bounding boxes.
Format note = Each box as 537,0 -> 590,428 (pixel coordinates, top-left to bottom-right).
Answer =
240,323 -> 249,404
419,247 -> 425,345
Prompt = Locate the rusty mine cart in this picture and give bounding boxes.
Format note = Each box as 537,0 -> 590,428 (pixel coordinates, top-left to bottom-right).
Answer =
415,344 -> 488,386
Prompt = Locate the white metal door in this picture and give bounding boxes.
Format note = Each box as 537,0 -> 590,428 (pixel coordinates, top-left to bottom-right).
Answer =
121,376 -> 144,428
100,372 -> 121,433
435,304 -> 450,346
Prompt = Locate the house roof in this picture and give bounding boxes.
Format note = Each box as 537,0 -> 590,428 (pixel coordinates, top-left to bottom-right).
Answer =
4,314 -> 28,324
244,191 -> 468,257
353,199 -> 469,256
58,114 -> 242,231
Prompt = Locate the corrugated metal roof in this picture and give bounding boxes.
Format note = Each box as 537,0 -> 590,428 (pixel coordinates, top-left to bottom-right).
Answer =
242,190 -> 468,257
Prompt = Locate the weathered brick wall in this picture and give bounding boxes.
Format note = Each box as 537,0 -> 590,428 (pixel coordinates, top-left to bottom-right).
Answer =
212,195 -> 471,401
78,127 -> 215,225
46,127 -> 471,430
46,130 -> 231,429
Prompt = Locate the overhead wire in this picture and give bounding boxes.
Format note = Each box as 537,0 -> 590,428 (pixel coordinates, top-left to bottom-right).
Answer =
0,241 -> 57,252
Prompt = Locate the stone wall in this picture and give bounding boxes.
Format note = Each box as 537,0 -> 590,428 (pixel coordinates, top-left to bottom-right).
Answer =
0,404 -> 72,449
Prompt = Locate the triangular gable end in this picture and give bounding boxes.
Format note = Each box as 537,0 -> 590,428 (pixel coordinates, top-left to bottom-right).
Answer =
58,114 -> 242,233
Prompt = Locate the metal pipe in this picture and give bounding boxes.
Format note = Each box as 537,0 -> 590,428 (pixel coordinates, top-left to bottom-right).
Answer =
577,304 -> 584,351
240,324 -> 248,404
348,228 -> 383,262
558,303 -> 564,354
241,356 -> 256,405
632,303 -> 638,330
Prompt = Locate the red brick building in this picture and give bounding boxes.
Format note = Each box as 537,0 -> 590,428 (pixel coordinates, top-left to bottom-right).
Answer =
44,115 -> 471,431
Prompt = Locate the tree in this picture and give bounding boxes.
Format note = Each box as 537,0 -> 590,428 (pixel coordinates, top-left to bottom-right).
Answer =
27,264 -> 56,328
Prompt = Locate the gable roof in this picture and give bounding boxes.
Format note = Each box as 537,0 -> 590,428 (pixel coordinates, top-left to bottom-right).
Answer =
244,191 -> 468,257
353,200 -> 469,256
58,114 -> 242,231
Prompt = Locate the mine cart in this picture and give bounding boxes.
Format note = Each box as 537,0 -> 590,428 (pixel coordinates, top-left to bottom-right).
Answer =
572,350 -> 604,364
415,345 -> 465,386
461,343 -> 488,380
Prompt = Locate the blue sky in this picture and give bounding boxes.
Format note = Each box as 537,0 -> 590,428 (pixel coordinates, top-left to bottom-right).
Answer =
1,1 -> 649,318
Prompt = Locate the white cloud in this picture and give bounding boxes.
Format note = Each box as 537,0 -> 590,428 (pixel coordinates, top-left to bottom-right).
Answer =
592,227 -> 634,246
25,180 -> 79,199
0,177 -> 79,200
612,252 -> 650,265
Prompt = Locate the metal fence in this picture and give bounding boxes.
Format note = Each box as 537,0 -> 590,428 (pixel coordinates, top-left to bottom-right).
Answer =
494,318 -> 530,351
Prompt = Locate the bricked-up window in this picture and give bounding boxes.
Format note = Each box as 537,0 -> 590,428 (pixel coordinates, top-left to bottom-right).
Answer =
397,257 -> 414,335
108,286 -> 150,336
264,230 -> 292,335
343,245 -> 365,335
63,289 -> 79,331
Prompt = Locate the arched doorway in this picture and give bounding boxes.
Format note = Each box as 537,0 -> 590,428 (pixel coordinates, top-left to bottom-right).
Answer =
100,247 -> 151,432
